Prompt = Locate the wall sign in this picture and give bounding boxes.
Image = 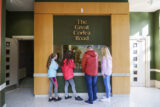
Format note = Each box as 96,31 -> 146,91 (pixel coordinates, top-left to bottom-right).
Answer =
54,16 -> 110,45
73,18 -> 91,40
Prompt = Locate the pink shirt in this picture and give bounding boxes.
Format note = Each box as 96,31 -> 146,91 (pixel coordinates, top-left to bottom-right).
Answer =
101,56 -> 112,76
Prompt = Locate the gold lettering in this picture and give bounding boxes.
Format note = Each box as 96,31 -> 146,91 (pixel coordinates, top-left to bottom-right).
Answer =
73,18 -> 90,41
75,36 -> 89,41
73,30 -> 91,36
74,25 -> 89,30
78,19 -> 87,25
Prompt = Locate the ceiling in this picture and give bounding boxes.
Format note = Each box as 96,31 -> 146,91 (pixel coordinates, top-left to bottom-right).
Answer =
6,0 -> 34,11
129,0 -> 160,12
6,0 -> 160,12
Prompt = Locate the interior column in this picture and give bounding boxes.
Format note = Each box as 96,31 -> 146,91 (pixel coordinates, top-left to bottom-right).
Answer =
111,14 -> 130,94
34,14 -> 53,94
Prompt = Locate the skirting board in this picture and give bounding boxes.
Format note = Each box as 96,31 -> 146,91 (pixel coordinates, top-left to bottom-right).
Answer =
35,93 -> 106,98
35,93 -> 129,98
150,80 -> 160,88
150,80 -> 155,87
155,80 -> 160,89
150,69 -> 160,88
34,73 -> 130,77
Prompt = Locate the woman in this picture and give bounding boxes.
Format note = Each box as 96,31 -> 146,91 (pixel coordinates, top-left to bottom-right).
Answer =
100,47 -> 112,102
47,53 -> 61,102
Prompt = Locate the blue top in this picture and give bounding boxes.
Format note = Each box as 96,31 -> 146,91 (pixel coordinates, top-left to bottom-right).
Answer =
48,59 -> 59,78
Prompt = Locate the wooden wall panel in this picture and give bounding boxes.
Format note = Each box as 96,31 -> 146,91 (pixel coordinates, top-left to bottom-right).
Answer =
34,2 -> 130,95
34,77 -> 130,94
34,2 -> 129,15
34,14 -> 53,74
111,15 -> 130,94
111,15 -> 130,73
112,77 -> 130,94
34,77 -> 49,94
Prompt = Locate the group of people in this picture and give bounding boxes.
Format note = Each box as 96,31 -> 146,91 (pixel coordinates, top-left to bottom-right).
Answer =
47,46 -> 112,104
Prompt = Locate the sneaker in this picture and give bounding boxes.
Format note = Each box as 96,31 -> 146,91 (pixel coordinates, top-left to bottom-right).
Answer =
93,98 -> 98,101
75,96 -> 83,101
85,100 -> 93,104
106,98 -> 110,102
102,96 -> 106,99
100,98 -> 110,102
100,98 -> 107,102
65,96 -> 72,99
54,97 -> 62,101
48,97 -> 54,102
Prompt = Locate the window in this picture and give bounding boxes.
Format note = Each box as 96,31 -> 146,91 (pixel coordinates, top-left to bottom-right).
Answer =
6,65 -> 10,70
133,64 -> 137,68
133,50 -> 137,54
6,57 -> 10,62
133,43 -> 137,48
6,73 -> 10,78
133,57 -> 137,61
6,42 -> 10,47
6,80 -> 10,85
133,70 -> 137,75
133,77 -> 137,82
6,49 -> 10,55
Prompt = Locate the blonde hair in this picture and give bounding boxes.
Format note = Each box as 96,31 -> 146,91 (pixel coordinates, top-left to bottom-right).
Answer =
101,47 -> 111,59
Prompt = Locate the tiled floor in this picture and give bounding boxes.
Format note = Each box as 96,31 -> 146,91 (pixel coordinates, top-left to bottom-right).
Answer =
19,77 -> 33,88
6,87 -> 160,107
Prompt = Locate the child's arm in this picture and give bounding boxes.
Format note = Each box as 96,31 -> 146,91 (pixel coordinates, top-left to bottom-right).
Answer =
69,59 -> 75,69
54,61 -> 59,70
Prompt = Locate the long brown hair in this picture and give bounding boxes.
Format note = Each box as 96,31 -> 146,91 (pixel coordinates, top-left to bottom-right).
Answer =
47,53 -> 57,69
61,50 -> 72,66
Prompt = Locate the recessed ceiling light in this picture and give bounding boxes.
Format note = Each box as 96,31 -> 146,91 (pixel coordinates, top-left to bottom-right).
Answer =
81,8 -> 84,13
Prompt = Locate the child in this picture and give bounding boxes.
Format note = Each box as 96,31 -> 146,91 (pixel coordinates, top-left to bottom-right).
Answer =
100,47 -> 112,102
47,53 -> 61,102
61,51 -> 83,101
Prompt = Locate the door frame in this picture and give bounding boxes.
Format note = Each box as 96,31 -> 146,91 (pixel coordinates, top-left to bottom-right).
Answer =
130,36 -> 150,87
13,35 -> 34,40
12,35 -> 34,86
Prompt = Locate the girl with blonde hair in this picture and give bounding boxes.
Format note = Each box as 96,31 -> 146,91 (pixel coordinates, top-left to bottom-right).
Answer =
100,46 -> 112,102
